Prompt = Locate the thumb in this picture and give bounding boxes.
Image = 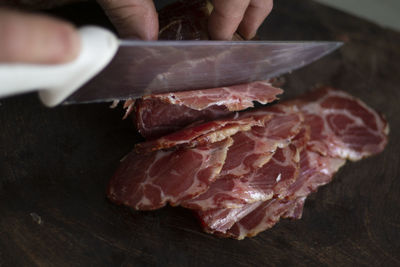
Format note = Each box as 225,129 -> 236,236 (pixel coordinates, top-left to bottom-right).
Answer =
97,0 -> 158,40
0,8 -> 80,64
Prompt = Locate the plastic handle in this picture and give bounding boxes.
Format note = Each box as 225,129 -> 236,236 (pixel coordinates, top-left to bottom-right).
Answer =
0,26 -> 119,107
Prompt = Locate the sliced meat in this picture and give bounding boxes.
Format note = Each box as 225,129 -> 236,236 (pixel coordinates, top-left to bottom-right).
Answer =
196,197 -> 304,236
197,202 -> 262,234
225,150 -> 346,239
194,128 -> 346,239
135,81 -> 282,139
184,145 -> 300,210
146,81 -> 283,111
218,106 -> 303,179
226,198 -> 301,239
190,127 -> 309,233
107,138 -> 233,210
282,196 -> 306,220
290,87 -> 389,160
135,112 -> 272,153
183,114 -> 304,211
286,149 -> 346,199
135,98 -> 231,139
108,0 -> 390,241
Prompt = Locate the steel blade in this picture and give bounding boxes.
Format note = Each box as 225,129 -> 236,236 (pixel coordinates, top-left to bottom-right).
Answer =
66,40 -> 342,103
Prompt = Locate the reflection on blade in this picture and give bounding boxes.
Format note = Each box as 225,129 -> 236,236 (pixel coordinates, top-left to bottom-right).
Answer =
66,41 -> 342,103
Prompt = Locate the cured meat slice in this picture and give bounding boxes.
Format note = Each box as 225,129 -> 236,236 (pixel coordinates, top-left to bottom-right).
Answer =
135,99 -> 231,139
218,106 -> 302,179
107,0 -> 389,240
194,129 -> 344,238
282,196 -> 306,220
226,198 -> 302,239
197,202 -> 262,234
183,115 -> 304,211
135,81 -> 282,139
196,197 -> 305,236
145,81 -> 283,111
107,138 -> 233,210
191,127 -> 309,233
135,112 -> 272,153
183,145 -> 300,210
286,149 -> 346,198
290,87 -> 389,160
196,196 -> 304,236
225,150 -> 346,239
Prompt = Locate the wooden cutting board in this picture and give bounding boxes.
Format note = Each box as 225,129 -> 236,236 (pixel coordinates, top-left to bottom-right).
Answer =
1,0 -> 399,266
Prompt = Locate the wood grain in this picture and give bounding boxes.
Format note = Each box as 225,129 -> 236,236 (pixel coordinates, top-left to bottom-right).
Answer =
0,0 -> 399,266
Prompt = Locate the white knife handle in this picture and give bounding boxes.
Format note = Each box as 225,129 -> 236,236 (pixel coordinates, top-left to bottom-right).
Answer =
0,26 -> 118,107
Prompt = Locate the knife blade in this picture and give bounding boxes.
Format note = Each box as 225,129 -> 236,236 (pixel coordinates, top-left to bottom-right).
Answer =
67,40 -> 342,104
0,26 -> 342,107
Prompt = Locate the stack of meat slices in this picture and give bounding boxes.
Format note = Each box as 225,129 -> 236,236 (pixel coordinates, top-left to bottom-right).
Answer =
108,83 -> 389,239
133,81 -> 283,139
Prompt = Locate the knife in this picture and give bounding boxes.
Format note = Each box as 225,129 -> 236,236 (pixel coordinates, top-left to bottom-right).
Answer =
0,26 -> 342,107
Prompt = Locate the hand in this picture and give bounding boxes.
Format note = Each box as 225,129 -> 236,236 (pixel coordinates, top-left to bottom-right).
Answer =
0,8 -> 80,64
98,0 -> 273,40
209,0 -> 273,40
97,0 -> 158,40
0,0 -> 273,64
0,0 -> 159,64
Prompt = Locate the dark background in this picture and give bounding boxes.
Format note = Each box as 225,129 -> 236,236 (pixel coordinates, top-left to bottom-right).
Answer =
1,0 -> 399,266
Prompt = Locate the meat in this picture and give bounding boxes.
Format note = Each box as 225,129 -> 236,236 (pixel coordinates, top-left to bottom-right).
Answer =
134,81 -> 282,139
183,146 -> 300,210
174,105 -> 303,182
107,2 -> 389,240
108,138 -> 233,210
135,110 -> 273,153
225,150 -> 346,239
199,147 -> 345,239
197,202 -> 262,234
134,99 -> 231,139
192,126 -> 310,233
225,198 -> 303,239
109,85 -> 388,239
217,105 -> 302,179
106,0 -> 389,240
109,94 -> 281,211
193,87 -> 388,239
282,197 -> 306,220
286,149 -> 346,198
135,104 -> 302,212
289,87 -> 389,160
145,81 -> 283,112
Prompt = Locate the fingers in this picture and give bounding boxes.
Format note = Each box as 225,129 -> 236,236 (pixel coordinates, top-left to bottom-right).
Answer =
238,0 -> 273,39
209,0 -> 273,40
209,0 -> 250,40
0,8 -> 80,64
98,0 -> 158,40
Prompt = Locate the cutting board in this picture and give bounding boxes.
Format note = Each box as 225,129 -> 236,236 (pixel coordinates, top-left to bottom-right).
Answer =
1,0 -> 399,266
